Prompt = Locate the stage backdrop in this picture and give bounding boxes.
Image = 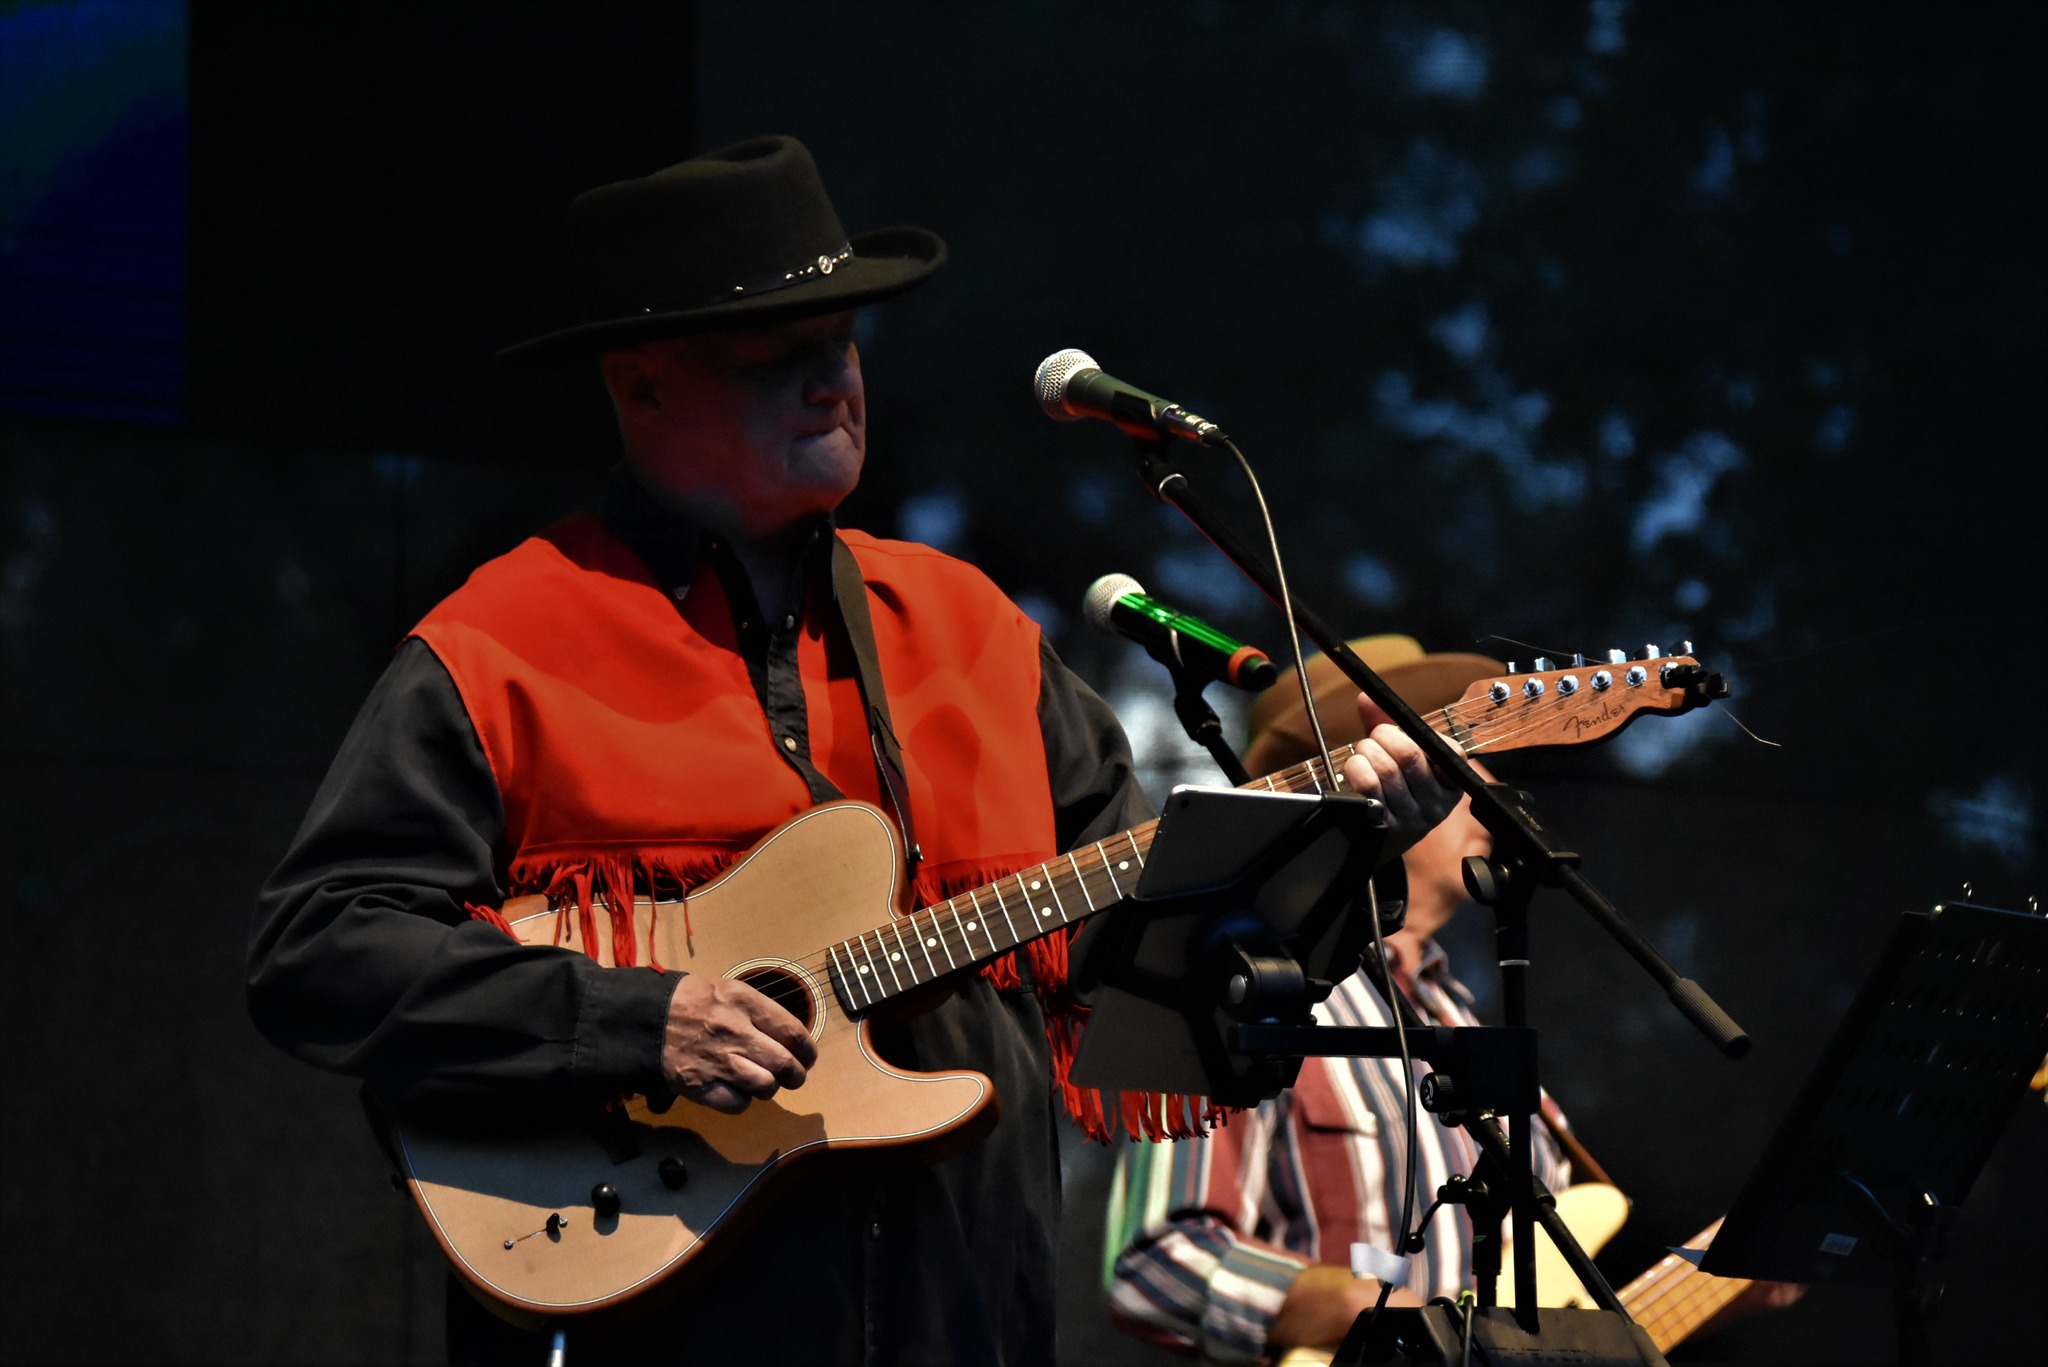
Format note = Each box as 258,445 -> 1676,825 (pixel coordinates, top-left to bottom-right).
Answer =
1,3 -> 2041,1363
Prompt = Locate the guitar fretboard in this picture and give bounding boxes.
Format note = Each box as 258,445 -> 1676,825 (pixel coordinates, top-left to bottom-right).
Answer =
822,738 -> 1396,1013
1617,1217 -> 1752,1353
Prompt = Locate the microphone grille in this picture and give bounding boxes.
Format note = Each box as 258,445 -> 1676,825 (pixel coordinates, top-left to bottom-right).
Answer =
1082,572 -> 1145,634
1034,348 -> 1099,420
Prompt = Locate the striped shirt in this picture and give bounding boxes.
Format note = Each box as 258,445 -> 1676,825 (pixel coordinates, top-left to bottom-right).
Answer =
1104,946 -> 1572,1362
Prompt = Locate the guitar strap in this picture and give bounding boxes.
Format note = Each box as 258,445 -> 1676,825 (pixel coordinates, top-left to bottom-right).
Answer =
830,533 -> 923,877
595,468 -> 922,877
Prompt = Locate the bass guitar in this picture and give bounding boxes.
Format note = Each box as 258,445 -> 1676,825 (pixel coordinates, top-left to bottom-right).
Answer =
384,649 -> 1725,1327
1281,1186 -> 1756,1363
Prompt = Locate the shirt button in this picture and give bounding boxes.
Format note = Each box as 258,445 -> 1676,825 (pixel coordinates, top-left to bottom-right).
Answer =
870,1221 -> 882,1238
783,736 -> 799,752
783,614 -> 796,630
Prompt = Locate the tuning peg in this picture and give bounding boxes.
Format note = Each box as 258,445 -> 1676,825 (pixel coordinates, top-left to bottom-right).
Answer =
1641,643 -> 1662,660
1533,657 -> 1553,672
1678,639 -> 1694,656
1572,652 -> 1586,668
1506,661 -> 1518,674
1607,648 -> 1627,664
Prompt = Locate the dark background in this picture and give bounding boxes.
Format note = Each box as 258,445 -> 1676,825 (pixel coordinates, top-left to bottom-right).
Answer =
2,3 -> 2042,1363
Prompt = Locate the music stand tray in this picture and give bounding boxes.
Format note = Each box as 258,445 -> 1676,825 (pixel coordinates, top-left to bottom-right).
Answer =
1700,898 -> 2048,1335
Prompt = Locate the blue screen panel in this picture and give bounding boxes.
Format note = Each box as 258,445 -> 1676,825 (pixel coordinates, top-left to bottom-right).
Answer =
0,0 -> 187,425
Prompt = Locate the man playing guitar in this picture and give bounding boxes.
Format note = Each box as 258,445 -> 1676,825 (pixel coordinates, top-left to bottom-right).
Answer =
245,137 -> 1463,1363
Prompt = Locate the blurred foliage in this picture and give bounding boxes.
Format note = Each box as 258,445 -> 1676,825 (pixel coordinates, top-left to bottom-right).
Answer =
698,1 -> 2042,834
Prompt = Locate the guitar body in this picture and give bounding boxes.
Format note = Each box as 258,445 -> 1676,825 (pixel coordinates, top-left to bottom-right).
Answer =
385,801 -> 997,1328
1496,1181 -> 1631,1310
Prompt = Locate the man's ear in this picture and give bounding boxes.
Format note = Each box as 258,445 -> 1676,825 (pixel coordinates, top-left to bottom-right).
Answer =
601,350 -> 659,410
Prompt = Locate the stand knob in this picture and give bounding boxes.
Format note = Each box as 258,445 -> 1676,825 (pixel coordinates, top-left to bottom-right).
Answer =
1463,855 -> 1503,907
1420,1071 -> 1457,1112
590,1182 -> 621,1217
658,1157 -> 689,1190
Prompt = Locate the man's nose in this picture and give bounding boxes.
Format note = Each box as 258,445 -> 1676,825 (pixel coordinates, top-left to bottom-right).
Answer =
801,342 -> 858,402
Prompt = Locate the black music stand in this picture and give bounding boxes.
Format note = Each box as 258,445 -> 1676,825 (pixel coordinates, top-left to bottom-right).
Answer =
1700,901 -> 2048,1367
1073,785 -> 1667,1367
1070,784 -> 1389,1106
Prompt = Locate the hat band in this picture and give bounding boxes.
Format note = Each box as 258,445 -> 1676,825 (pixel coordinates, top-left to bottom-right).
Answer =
637,243 -> 856,318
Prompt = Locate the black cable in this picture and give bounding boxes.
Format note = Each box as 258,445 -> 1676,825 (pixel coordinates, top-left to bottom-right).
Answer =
1220,435 -> 1421,1327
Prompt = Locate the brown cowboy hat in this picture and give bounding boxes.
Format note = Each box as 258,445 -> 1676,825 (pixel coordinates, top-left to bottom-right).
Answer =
498,135 -> 946,367
1243,635 -> 1504,777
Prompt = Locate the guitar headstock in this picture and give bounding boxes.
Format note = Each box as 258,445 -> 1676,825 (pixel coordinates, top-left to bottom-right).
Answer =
1447,643 -> 1730,755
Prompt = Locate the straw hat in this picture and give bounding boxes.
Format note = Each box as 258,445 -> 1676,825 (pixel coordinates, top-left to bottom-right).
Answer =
1242,635 -> 1503,777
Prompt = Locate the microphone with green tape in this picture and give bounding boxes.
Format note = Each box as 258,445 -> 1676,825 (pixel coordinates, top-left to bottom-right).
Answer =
1083,573 -> 1278,691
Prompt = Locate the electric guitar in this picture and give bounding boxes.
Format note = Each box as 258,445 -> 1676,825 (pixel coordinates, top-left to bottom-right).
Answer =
383,650 -> 1726,1328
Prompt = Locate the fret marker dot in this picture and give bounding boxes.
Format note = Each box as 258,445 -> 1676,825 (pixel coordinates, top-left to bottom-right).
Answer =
890,952 -> 901,962
1030,881 -> 1042,891
1041,906 -> 1054,917
966,921 -> 978,932
925,937 -> 938,948
1118,861 -> 1129,871
857,965 -> 869,975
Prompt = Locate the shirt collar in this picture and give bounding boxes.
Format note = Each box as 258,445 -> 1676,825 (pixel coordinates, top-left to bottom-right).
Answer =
598,460 -> 835,593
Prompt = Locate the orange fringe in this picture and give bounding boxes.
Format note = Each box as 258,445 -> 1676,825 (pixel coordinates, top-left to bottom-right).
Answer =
500,849 -> 1224,1142
465,902 -> 516,937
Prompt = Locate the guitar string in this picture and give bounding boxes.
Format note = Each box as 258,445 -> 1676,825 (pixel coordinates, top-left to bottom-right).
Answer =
1621,1220 -> 1745,1343
614,712 -> 1502,996
1636,1280 -> 1748,1349
598,673 -> 1683,1003
1634,1259 -> 1747,1324
714,828 -> 1155,998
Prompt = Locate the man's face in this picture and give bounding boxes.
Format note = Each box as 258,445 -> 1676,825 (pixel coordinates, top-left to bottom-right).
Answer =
608,310 -> 866,541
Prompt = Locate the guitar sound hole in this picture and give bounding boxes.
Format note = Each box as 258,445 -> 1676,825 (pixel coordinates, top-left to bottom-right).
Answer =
737,966 -> 816,1032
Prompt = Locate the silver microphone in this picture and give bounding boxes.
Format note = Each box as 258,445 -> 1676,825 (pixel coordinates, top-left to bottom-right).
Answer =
1034,348 -> 1226,446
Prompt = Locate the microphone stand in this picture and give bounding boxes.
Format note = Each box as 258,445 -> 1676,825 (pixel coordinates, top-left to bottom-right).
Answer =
1124,435 -> 1746,1347
1149,648 -> 1254,786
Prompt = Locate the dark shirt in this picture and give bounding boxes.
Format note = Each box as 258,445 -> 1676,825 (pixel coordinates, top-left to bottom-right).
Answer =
248,467 -> 1153,1365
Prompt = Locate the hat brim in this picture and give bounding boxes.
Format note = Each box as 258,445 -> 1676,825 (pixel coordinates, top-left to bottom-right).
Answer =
1243,649 -> 1505,778
495,225 -> 947,369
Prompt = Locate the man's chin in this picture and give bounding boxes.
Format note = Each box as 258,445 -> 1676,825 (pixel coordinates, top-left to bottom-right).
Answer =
787,432 -> 864,486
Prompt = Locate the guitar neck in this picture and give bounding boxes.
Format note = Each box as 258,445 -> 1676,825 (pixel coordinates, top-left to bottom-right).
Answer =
822,734 -> 1401,1012
824,650 -> 1715,1013
1615,1217 -> 1751,1354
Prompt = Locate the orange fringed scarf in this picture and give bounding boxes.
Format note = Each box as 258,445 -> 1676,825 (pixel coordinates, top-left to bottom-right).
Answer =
416,515 -> 1209,1141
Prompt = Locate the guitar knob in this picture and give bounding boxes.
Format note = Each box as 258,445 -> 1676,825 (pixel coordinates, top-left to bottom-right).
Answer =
659,1156 -> 690,1190
591,1182 -> 622,1217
